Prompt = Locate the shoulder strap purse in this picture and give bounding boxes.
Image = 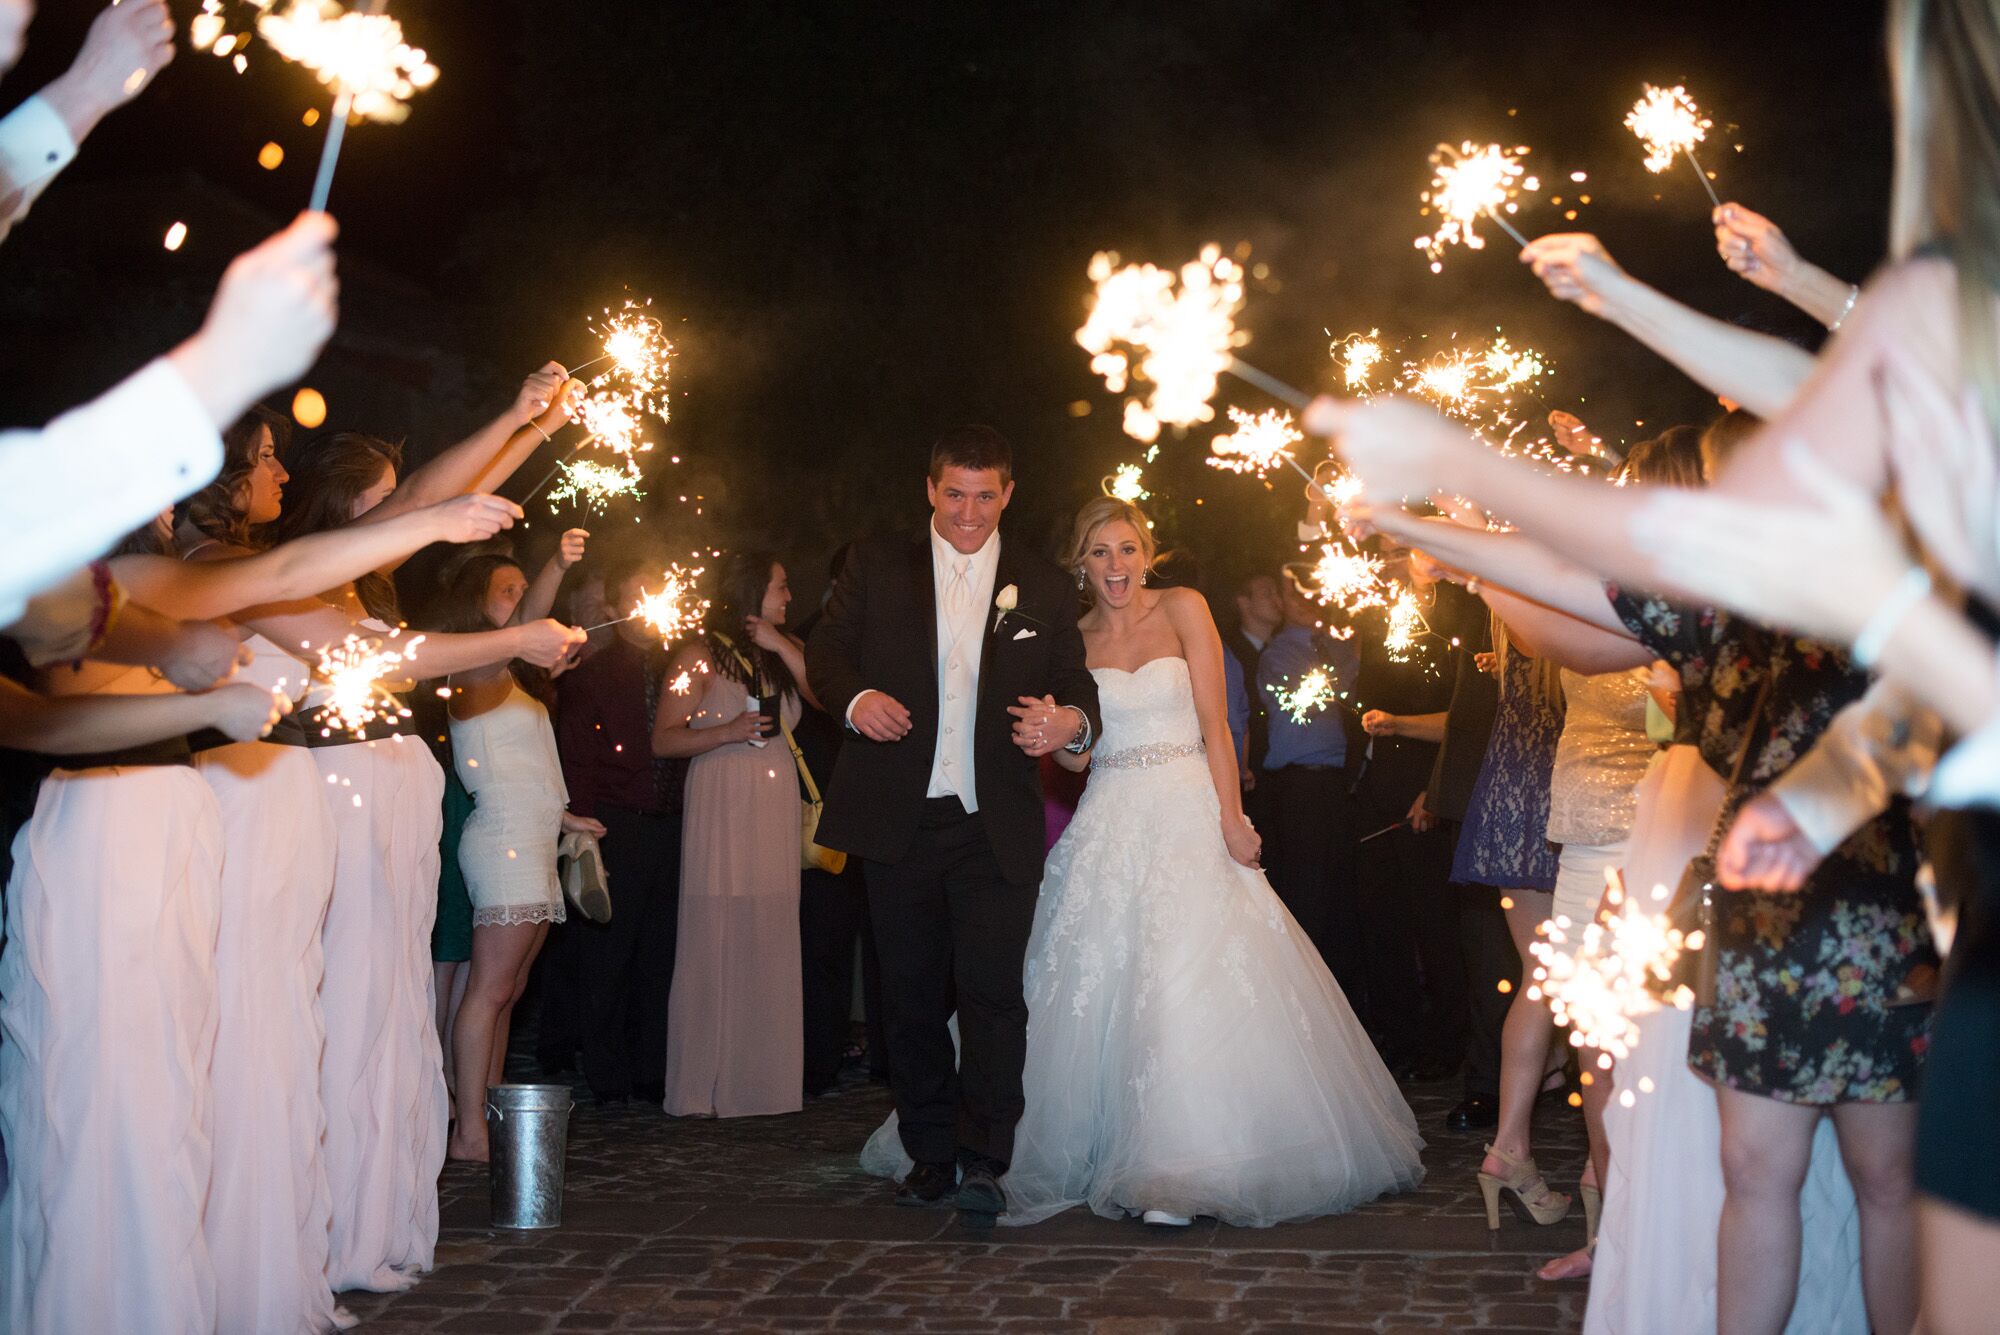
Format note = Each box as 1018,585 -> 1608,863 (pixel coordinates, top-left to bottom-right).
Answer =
1661,654 -> 1778,1009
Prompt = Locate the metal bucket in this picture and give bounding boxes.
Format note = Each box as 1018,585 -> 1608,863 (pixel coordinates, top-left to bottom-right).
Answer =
486,1083 -> 574,1229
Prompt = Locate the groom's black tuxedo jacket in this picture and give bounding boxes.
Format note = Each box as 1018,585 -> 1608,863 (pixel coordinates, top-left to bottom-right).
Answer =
806,526 -> 1101,888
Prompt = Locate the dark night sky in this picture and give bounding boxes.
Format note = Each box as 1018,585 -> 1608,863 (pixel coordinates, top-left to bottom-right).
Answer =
0,0 -> 1895,601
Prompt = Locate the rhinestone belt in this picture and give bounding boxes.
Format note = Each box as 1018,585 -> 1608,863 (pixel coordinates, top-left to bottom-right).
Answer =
1093,739 -> 1205,770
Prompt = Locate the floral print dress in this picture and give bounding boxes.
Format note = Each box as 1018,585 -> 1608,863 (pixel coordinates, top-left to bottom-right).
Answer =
1612,590 -> 1933,1104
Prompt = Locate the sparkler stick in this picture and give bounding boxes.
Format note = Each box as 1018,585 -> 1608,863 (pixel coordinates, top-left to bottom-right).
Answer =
520,443 -> 586,506
1225,357 -> 1311,411
1358,820 -> 1408,844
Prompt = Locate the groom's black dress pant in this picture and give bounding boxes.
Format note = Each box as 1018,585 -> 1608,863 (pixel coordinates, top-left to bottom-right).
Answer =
865,796 -> 1036,1172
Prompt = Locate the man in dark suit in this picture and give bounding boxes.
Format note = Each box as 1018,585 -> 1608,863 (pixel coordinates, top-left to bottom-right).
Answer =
806,426 -> 1101,1219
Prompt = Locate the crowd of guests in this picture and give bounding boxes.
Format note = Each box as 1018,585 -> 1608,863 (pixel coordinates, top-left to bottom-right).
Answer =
1,0 -> 1999,1333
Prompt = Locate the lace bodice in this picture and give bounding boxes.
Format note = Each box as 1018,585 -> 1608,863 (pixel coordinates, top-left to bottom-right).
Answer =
1091,657 -> 1203,764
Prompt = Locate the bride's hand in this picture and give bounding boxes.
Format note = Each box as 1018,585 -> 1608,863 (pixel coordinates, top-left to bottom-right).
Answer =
1223,813 -> 1262,869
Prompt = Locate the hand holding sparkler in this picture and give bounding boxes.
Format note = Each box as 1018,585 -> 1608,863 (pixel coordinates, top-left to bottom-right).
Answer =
1304,394 -> 1483,506
204,680 -> 294,743
160,622 -> 256,694
166,212 -> 339,429
554,528 -> 590,570
1712,204 -> 1860,329
39,0 -> 174,142
422,493 -> 524,544
513,361 -> 574,430
1518,233 -> 1630,318
515,619 -> 589,668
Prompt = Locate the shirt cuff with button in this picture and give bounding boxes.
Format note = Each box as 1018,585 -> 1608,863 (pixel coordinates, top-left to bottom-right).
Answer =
844,689 -> 877,731
0,357 -> 224,625
0,95 -> 78,242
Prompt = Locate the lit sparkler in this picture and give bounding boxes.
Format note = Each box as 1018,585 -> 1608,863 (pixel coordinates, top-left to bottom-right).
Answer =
1270,667 -> 1342,725
1383,585 -> 1430,664
1207,407 -> 1303,479
313,630 -> 422,739
1103,462 -> 1150,502
1625,83 -> 1723,209
581,563 -> 711,643
1331,330 -> 1386,393
1076,246 -> 1308,443
1302,542 -> 1392,614
578,300 -> 674,422
1526,869 -> 1697,1062
1416,142 -> 1534,272
546,457 -> 646,516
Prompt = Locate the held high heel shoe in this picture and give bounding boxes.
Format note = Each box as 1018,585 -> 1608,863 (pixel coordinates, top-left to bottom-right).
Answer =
1477,1144 -> 1572,1229
1580,1182 -> 1601,1249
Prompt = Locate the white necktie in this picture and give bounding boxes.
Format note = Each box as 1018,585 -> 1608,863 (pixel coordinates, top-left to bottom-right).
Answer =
946,556 -> 971,621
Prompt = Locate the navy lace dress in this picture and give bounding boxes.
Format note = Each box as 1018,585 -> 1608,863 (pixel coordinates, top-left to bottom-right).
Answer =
1449,650 -> 1564,890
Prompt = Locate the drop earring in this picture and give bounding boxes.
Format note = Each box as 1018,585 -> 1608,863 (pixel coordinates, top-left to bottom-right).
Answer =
1139,569 -> 1149,586
1075,568 -> 1087,591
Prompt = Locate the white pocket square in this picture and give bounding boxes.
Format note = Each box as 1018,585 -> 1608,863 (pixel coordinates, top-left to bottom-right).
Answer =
1012,627 -> 1037,641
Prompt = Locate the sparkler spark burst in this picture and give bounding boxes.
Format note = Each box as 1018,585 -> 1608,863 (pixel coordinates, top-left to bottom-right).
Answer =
1383,586 -> 1429,663
1207,406 -> 1302,478
1270,667 -> 1342,725
314,631 -> 423,739
1417,142 -> 1529,272
547,457 -> 646,516
1104,463 -> 1150,502
216,1 -> 440,124
1626,84 -> 1711,174
1526,869 -> 1697,1062
1077,245 -> 1247,443
586,301 -> 674,421
630,564 -> 710,645
1304,542 -> 1392,614
1331,331 -> 1387,393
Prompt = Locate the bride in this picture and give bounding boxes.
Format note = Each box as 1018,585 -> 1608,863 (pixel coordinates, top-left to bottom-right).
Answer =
863,496 -> 1424,1226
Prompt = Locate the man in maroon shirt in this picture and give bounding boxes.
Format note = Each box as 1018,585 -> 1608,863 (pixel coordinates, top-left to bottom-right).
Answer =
551,556 -> 686,1103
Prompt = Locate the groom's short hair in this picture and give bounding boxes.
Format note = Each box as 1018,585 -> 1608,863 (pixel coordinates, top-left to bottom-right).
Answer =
929,424 -> 1013,485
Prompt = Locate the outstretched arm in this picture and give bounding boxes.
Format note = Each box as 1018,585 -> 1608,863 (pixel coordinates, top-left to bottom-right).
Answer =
520,528 -> 587,624
0,675 -> 284,754
1712,203 -> 1858,330
362,365 -> 575,528
110,494 -> 521,622
1519,232 -> 1816,419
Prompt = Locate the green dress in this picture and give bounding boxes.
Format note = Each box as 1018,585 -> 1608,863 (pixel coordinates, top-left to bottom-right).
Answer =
431,763 -> 475,963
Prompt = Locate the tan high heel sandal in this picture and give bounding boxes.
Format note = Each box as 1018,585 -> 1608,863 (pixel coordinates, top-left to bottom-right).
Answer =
1477,1144 -> 1572,1229
1580,1182 -> 1600,1248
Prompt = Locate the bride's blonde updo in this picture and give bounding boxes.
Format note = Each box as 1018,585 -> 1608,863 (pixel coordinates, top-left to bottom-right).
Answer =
1064,496 -> 1157,593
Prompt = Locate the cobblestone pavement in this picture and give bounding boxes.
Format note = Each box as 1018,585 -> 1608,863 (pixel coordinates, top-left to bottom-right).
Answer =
340,1066 -> 1591,1333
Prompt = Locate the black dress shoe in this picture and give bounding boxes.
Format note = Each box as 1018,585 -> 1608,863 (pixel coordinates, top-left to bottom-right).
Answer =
955,1164 -> 1006,1216
895,1162 -> 956,1207
1446,1093 -> 1499,1132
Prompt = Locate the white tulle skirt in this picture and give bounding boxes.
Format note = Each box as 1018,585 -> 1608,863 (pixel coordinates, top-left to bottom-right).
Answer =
0,764 -> 224,1334
196,740 -> 343,1333
1585,745 -> 1865,1334
314,736 -> 448,1294
864,750 -> 1424,1226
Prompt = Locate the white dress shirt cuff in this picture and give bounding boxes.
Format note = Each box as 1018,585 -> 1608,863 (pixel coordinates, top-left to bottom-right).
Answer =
844,688 -> 878,731
0,95 -> 78,230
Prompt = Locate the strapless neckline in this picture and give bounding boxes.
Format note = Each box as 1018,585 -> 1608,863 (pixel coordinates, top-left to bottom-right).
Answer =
1090,656 -> 1188,680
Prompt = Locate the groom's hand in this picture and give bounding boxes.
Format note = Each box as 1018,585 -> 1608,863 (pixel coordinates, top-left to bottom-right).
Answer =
1009,694 -> 1081,757
850,690 -> 914,742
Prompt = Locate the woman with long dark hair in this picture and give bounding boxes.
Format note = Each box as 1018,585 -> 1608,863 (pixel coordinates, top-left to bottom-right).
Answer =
654,550 -> 820,1117
430,542 -> 602,1162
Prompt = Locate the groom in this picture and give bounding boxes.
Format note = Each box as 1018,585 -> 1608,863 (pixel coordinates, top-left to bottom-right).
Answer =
807,425 -> 1101,1216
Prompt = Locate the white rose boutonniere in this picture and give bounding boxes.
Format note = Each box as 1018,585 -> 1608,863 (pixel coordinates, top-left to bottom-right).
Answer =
992,583 -> 1019,634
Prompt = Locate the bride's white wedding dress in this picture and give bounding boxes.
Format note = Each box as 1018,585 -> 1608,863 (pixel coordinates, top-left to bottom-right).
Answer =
862,655 -> 1424,1225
